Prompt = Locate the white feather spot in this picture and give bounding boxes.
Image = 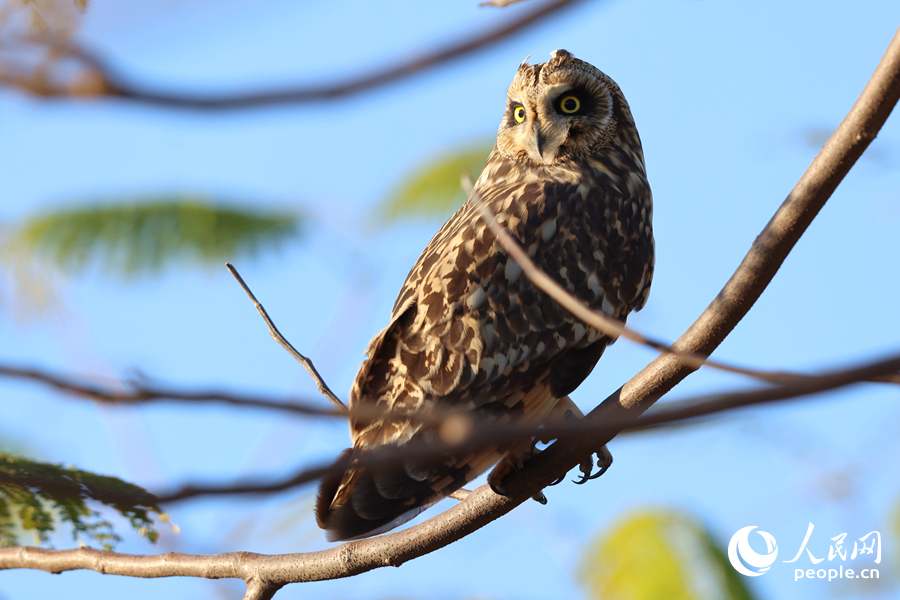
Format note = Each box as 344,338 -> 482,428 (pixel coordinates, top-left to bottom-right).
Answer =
601,296 -> 615,316
483,323 -> 498,352
480,357 -> 495,378
541,219 -> 557,242
506,347 -> 519,367
572,323 -> 586,343
587,272 -> 602,297
505,258 -> 522,283
466,287 -> 486,311
494,353 -> 508,375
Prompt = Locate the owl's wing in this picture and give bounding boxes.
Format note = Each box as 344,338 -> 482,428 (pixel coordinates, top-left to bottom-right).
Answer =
316,166 -> 652,540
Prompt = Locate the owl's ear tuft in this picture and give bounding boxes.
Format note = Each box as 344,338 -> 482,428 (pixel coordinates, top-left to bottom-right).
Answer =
550,49 -> 573,62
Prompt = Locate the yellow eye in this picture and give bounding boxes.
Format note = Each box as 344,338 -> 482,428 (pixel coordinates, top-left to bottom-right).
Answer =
514,106 -> 526,123
559,95 -> 581,114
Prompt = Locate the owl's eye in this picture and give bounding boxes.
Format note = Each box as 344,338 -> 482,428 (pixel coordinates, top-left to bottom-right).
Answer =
559,95 -> 581,114
513,106 -> 526,123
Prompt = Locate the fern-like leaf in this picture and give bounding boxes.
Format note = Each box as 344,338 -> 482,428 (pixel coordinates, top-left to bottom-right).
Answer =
0,453 -> 162,549
12,198 -> 300,277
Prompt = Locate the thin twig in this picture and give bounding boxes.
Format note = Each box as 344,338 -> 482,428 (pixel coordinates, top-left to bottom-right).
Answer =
1,0 -> 584,110
226,263 -> 348,415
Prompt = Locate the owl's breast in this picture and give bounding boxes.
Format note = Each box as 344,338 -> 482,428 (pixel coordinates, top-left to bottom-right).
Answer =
504,174 -> 653,321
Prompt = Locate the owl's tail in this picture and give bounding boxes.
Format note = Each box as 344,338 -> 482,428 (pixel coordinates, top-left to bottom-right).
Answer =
315,445 -> 500,541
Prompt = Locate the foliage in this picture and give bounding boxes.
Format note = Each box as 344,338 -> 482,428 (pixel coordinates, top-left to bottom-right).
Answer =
578,509 -> 757,600
0,453 -> 162,549
10,198 -> 300,277
379,143 -> 493,223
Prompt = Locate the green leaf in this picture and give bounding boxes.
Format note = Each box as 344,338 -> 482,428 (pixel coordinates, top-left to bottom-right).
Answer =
11,198 -> 300,277
0,453 -> 163,549
578,509 -> 758,600
379,143 -> 493,224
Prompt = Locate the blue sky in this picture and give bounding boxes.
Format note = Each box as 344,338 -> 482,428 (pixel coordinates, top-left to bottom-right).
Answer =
1,1 -> 899,599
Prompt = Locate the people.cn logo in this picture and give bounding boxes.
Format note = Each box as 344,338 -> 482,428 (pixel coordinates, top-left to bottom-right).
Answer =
728,526 -> 779,576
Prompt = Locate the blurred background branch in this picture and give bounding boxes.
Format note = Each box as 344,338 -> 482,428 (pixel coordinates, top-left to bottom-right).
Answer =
0,0 -> 584,109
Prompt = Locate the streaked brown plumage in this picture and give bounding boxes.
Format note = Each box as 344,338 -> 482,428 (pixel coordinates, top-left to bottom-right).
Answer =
316,50 -> 654,541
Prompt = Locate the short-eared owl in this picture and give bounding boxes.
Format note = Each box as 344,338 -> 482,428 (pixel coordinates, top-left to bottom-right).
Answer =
317,50 -> 654,541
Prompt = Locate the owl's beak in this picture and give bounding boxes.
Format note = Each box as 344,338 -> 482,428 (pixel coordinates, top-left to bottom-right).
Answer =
526,119 -> 562,164
534,127 -> 548,159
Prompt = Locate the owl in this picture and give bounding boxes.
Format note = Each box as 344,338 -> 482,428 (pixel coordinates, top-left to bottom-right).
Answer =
316,50 -> 654,541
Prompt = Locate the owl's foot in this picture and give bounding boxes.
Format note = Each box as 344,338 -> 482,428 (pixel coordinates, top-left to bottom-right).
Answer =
541,397 -> 613,486
488,440 -> 546,503
488,397 -> 612,500
573,445 -> 613,484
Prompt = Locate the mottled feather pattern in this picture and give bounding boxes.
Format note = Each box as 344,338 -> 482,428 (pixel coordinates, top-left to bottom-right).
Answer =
316,50 -> 654,541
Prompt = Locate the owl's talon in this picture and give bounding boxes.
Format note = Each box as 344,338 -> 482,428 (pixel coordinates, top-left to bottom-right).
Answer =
531,491 -> 548,505
548,474 -> 566,486
489,480 -> 508,496
573,445 -> 613,484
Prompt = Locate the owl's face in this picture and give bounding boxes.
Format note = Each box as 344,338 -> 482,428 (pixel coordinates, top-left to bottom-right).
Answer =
496,50 -> 623,166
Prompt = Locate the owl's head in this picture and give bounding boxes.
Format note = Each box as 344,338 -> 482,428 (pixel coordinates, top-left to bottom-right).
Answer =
496,50 -> 635,166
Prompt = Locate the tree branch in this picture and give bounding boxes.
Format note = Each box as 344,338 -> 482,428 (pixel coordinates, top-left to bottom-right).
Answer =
226,263 -> 348,414
151,349 -> 900,504
0,0 -> 584,110
2,350 -> 898,587
0,363 -> 342,417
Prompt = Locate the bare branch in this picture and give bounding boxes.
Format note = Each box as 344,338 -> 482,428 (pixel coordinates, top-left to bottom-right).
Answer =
2,352 -> 897,582
870,372 -> 900,384
0,363 -> 343,417
152,349 -> 900,504
154,456 -> 346,504
226,263 -> 348,414
244,579 -> 282,600
0,0 -> 584,110
481,0 -> 530,7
